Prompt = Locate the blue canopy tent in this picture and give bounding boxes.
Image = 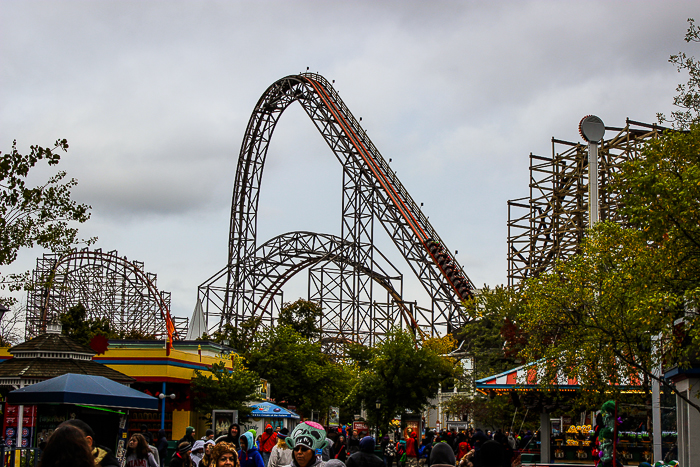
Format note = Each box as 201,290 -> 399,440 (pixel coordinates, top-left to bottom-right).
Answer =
7,373 -> 158,410
246,402 -> 300,434
250,402 -> 300,419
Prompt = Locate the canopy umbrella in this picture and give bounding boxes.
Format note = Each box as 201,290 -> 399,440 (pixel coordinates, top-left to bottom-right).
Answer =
250,402 -> 300,419
7,373 -> 158,410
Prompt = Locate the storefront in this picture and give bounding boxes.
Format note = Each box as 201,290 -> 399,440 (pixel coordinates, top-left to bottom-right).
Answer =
93,339 -> 267,441
475,361 -> 671,464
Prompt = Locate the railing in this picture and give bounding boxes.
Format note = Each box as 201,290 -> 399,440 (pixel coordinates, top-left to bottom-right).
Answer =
0,445 -> 41,467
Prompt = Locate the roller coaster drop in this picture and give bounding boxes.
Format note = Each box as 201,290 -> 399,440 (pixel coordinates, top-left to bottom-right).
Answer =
199,73 -> 475,349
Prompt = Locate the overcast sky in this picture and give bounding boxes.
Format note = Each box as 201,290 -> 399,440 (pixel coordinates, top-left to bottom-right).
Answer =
1,1 -> 697,325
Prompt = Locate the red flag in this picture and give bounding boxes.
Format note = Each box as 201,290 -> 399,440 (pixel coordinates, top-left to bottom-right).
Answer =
166,313 -> 175,356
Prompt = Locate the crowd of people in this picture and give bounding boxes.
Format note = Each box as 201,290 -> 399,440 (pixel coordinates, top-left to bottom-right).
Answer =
36,420 -> 528,467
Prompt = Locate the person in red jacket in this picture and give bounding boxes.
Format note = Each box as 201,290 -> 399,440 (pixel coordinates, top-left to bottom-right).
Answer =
405,432 -> 419,467
259,425 -> 277,467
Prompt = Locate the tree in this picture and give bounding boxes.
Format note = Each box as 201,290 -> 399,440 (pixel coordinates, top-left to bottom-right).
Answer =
60,303 -> 115,347
349,328 -> 455,433
209,317 -> 262,354
440,393 -> 535,433
658,18 -> 700,129
458,296 -> 520,380
481,219 -> 699,413
1,139 -> 93,306
60,303 -> 156,346
277,299 -> 323,340
191,360 -> 261,418
0,301 -> 26,346
246,324 -> 350,417
476,18 -> 700,415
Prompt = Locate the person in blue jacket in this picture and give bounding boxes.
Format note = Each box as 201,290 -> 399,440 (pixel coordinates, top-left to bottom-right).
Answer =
238,430 -> 264,467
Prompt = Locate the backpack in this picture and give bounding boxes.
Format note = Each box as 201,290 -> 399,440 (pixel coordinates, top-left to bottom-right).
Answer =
418,445 -> 430,459
384,442 -> 396,457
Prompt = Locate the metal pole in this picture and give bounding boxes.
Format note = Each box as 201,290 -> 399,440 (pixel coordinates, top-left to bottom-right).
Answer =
161,382 -> 166,430
652,334 -> 662,462
613,401 -> 618,467
588,141 -> 599,226
16,382 -> 25,465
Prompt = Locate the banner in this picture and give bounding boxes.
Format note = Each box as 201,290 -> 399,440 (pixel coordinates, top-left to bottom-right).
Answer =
328,407 -> 339,427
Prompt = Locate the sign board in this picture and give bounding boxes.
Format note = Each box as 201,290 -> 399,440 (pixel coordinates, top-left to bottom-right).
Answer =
212,410 -> 238,439
328,407 -> 339,427
401,413 -> 422,439
352,421 -> 368,436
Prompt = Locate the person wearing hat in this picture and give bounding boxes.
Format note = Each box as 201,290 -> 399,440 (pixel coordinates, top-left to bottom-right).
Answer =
180,427 -> 197,447
171,441 -> 193,467
268,428 -> 292,467
345,436 -> 383,467
200,440 -> 217,467
239,430 -> 265,467
260,425 -> 277,466
285,422 -> 328,467
191,440 -> 207,467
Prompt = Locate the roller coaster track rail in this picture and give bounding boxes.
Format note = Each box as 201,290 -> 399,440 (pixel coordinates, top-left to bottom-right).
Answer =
200,73 -> 475,343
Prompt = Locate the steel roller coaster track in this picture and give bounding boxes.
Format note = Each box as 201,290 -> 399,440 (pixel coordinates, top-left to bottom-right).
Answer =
200,73 -> 475,348
25,248 -> 186,340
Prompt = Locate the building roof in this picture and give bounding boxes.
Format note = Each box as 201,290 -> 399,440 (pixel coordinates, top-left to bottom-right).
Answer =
0,357 -> 135,384
475,359 -> 642,394
10,333 -> 94,355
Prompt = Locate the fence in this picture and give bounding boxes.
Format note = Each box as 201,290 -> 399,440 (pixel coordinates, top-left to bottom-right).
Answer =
0,445 -> 41,467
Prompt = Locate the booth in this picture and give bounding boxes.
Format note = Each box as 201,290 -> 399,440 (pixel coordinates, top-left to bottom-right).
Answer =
475,360 -> 663,464
240,402 -> 300,435
7,373 -> 158,462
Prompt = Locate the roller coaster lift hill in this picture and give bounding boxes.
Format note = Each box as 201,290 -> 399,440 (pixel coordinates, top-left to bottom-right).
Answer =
198,73 -> 476,350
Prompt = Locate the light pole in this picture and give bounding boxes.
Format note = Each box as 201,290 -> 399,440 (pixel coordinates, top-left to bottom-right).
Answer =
375,399 -> 381,440
578,115 -> 606,227
159,390 -> 176,430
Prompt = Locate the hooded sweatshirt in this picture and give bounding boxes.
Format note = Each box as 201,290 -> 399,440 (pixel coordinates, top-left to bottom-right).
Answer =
190,440 -> 206,467
428,443 -> 455,467
239,430 -> 265,467
260,426 -> 277,454
406,433 -> 419,458
216,424 -> 242,449
345,437 -> 383,467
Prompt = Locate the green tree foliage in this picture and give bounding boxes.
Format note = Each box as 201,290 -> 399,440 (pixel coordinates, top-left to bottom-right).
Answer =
60,303 -> 156,346
349,328 -> 455,432
277,299 -> 323,340
344,342 -> 373,370
459,294 -> 520,380
246,325 -> 349,416
1,139 -> 93,306
481,221 -> 698,410
441,393 -> 535,433
209,317 -> 262,354
658,18 -> 700,129
191,360 -> 260,418
60,303 -> 115,347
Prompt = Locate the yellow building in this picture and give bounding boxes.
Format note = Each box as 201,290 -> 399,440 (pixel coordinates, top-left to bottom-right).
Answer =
94,340 -> 264,441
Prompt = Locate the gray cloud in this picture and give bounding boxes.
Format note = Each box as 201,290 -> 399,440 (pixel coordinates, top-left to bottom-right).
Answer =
1,0 -> 697,319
